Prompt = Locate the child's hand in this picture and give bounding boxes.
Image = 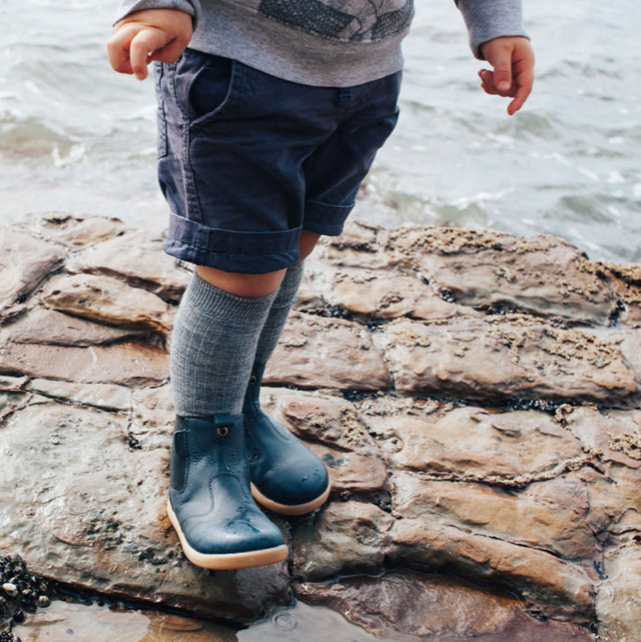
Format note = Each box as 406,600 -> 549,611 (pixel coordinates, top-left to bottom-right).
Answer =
107,9 -> 193,81
478,36 -> 535,115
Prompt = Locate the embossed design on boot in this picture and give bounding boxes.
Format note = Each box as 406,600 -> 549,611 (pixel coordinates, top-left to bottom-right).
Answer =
167,414 -> 288,569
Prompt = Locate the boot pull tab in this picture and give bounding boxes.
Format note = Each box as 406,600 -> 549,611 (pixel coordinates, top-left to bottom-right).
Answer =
213,414 -> 235,439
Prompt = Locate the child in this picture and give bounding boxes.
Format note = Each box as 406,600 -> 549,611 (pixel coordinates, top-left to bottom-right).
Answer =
108,0 -> 534,571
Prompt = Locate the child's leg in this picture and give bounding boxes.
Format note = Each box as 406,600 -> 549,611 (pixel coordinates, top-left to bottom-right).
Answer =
167,268 -> 290,570
241,231 -> 331,515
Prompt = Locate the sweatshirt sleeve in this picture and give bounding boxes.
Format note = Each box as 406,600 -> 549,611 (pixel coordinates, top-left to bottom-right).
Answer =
454,0 -> 529,60
114,0 -> 201,27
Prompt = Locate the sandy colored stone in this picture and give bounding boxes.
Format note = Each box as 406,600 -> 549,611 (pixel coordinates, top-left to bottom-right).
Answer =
0,375 -> 29,392
596,548 -> 641,642
598,465 -> 641,538
15,212 -> 131,249
366,406 -> 586,484
392,472 -> 596,560
0,341 -> 168,386
10,214 -> 641,636
309,443 -> 388,495
67,227 -> 191,303
41,273 -> 175,333
563,406 -> 641,469
260,388 -> 380,454
0,228 -> 65,318
592,260 -> 641,328
130,384 -> 175,450
390,518 -> 594,621
0,402 -> 289,622
265,312 -> 391,392
315,220 -> 397,270
307,265 -> 479,321
0,307 -> 146,347
376,318 -> 638,405
384,227 -> 619,325
291,501 -> 393,581
28,379 -> 131,412
296,570 -> 594,642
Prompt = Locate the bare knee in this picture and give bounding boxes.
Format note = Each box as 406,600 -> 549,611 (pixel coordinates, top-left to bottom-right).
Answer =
196,230 -> 321,296
196,265 -> 286,298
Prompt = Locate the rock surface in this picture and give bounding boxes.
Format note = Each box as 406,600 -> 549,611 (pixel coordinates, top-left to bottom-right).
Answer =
3,214 -> 641,640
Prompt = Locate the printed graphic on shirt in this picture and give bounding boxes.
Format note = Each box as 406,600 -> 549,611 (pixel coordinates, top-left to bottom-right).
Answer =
257,0 -> 413,42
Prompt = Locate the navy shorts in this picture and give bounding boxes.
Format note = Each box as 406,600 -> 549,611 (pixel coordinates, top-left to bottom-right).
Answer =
155,49 -> 401,274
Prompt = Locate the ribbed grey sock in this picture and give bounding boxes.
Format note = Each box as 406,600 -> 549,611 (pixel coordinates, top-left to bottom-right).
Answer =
254,259 -> 305,365
170,272 -> 278,417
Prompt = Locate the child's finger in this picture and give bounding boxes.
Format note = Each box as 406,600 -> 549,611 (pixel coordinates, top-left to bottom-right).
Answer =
148,37 -> 185,65
507,66 -> 534,115
129,28 -> 169,80
107,24 -> 139,74
478,70 -> 501,96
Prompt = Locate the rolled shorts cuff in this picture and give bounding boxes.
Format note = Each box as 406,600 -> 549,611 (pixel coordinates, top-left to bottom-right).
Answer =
303,199 -> 355,236
163,212 -> 301,274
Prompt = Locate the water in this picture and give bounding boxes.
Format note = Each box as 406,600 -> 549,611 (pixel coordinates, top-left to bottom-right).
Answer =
10,598 -> 395,642
1,1 -> 641,262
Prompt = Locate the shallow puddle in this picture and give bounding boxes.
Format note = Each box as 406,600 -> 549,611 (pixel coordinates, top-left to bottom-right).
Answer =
7,600 -> 594,642
10,599 -> 396,642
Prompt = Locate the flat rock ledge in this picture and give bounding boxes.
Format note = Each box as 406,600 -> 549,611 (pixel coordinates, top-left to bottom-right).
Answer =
2,214 -> 641,640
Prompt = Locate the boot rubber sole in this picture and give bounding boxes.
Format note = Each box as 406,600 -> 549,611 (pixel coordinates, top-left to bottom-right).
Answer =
166,499 -> 289,570
251,481 -> 331,516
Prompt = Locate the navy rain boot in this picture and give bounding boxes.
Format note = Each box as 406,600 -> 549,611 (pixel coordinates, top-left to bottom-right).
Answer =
243,361 -> 331,516
167,413 -> 288,570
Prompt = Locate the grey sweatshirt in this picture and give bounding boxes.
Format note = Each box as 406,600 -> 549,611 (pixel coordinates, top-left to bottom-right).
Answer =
114,0 -> 528,87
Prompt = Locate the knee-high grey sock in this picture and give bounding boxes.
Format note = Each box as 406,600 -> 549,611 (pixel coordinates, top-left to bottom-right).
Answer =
170,272 -> 278,417
254,260 -> 305,365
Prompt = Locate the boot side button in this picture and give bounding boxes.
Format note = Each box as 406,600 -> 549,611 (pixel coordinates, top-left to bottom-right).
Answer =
249,376 -> 257,386
216,426 -> 229,438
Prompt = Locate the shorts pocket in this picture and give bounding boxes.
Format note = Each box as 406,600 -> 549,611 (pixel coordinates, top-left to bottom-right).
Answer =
172,50 -> 240,125
154,62 -> 168,159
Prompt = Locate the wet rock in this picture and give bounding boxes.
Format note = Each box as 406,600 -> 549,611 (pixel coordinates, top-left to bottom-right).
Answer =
265,312 -> 392,392
315,220 -> 396,270
0,376 -> 28,393
0,229 -> 65,320
0,403 -> 289,622
296,570 -> 595,641
365,406 -> 586,484
309,444 -> 388,495
40,273 -> 174,333
307,265 -> 479,321
0,341 -> 168,386
384,227 -> 619,324
391,473 -> 597,560
130,384 -> 175,450
563,406 -> 641,469
27,379 -> 131,412
290,501 -> 393,581
67,227 -> 191,303
260,388 -> 379,454
6,213 -> 641,637
376,317 -> 638,405
596,547 -> 641,642
15,212 -> 131,249
390,518 -> 594,621
0,308 -> 146,347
